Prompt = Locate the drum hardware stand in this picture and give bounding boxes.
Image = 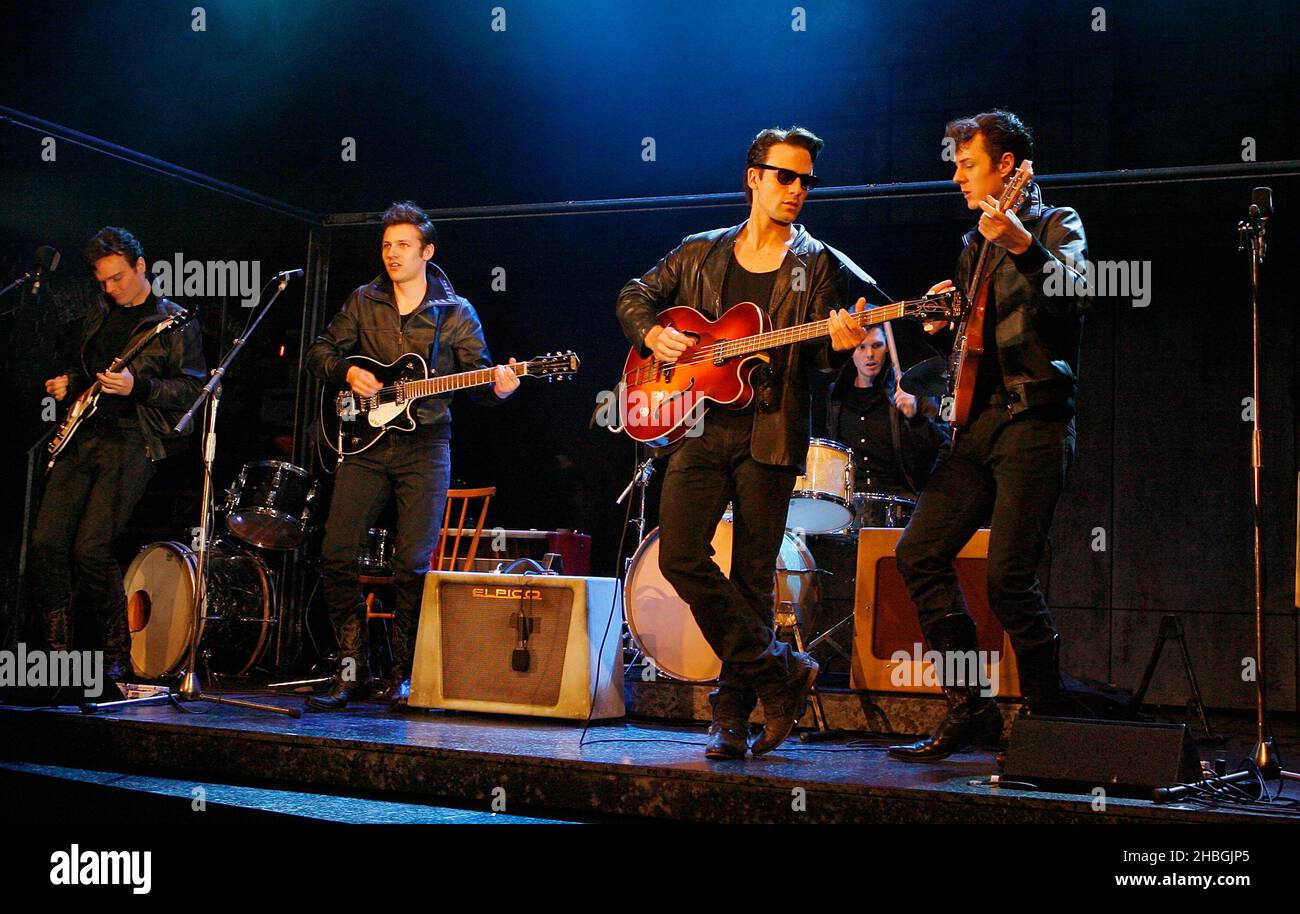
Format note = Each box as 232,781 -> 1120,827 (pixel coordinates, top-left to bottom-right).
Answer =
773,572 -> 854,743
1130,614 -> 1218,743
616,452 -> 656,670
85,271 -> 303,717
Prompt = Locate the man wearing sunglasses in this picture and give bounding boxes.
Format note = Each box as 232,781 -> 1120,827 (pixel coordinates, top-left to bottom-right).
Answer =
617,127 -> 866,759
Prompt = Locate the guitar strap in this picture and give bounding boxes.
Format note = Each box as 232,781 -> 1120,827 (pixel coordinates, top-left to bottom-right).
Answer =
427,305 -> 448,374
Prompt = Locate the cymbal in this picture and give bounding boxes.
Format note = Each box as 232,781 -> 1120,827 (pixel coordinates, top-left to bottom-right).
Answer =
898,356 -> 948,400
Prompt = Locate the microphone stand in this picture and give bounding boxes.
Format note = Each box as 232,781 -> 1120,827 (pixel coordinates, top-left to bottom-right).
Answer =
82,272 -> 302,717
1154,190 -> 1297,799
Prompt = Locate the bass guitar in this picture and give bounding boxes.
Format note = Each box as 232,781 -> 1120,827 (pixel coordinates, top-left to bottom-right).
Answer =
615,293 -> 958,445
945,159 -> 1034,441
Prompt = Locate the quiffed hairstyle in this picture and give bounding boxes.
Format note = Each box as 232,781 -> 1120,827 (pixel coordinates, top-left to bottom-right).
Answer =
382,200 -> 438,248
84,226 -> 145,268
744,126 -> 825,204
944,109 -> 1034,170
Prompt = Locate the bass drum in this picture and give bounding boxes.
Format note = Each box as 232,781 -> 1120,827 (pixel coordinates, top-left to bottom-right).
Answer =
624,517 -> 815,683
125,541 -> 274,679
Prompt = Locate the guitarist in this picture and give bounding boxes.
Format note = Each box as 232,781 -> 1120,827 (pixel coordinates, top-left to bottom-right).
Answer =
304,201 -> 519,711
616,127 -> 867,758
33,227 -> 206,701
889,110 -> 1091,761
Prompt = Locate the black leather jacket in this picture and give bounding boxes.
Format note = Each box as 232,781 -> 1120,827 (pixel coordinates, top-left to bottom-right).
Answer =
956,182 -> 1091,415
64,292 -> 206,461
616,222 -> 849,472
826,360 -> 948,496
305,262 -> 500,429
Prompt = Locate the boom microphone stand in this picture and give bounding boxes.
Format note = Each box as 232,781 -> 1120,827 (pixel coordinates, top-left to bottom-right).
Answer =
83,270 -> 304,717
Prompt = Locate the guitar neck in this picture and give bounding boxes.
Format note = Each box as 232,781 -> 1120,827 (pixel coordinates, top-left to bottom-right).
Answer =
397,361 -> 526,400
715,299 -> 919,360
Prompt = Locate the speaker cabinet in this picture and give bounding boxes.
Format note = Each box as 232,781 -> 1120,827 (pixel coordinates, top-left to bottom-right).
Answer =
410,572 -> 624,720
850,528 -> 1022,698
1003,717 -> 1201,798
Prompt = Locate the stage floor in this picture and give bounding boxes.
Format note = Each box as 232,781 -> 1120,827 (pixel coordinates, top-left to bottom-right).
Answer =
2,690 -> 1296,824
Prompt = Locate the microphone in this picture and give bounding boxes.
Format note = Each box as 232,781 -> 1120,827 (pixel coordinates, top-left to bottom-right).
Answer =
1249,187 -> 1272,260
31,245 -> 60,293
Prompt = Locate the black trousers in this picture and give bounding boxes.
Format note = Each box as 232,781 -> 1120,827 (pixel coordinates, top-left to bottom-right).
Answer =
30,423 -> 157,660
319,425 -> 451,678
656,410 -> 800,699
895,405 -> 1075,656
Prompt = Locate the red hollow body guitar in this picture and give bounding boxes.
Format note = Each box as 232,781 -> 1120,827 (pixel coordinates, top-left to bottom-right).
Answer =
616,293 -> 958,445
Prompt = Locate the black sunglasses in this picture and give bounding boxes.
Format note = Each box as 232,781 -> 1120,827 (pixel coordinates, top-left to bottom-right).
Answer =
752,163 -> 821,190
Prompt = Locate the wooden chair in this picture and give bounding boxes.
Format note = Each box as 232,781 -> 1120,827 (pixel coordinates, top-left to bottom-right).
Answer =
435,487 -> 496,571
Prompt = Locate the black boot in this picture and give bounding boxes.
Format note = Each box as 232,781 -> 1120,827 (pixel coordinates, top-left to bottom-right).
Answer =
750,653 -> 819,757
307,608 -> 372,711
887,613 -> 1003,762
705,687 -> 755,760
372,667 -> 411,707
1015,633 -> 1073,718
100,601 -> 134,685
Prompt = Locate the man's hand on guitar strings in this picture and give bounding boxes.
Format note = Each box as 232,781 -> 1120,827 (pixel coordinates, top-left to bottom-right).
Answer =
977,195 -> 1032,254
828,297 -> 869,351
493,358 -> 521,399
644,325 -> 691,364
346,365 -> 382,397
96,368 -> 135,396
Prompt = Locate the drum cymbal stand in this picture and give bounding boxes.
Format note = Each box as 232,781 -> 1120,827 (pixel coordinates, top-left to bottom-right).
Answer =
83,272 -> 302,717
616,449 -> 656,671
773,571 -> 854,742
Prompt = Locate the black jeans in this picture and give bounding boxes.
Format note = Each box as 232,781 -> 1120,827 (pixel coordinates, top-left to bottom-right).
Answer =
30,422 -> 157,660
895,405 -> 1075,656
319,425 -> 452,678
656,410 -> 801,699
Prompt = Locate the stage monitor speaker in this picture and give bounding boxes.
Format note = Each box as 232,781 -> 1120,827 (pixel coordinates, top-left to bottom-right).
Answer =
410,571 -> 624,720
1002,716 -> 1201,799
850,528 -> 1028,698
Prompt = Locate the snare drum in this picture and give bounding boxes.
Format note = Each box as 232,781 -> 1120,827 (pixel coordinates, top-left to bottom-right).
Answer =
225,460 -> 317,550
850,491 -> 917,530
623,517 -> 816,682
357,528 -> 392,575
786,438 -> 854,535
125,541 -> 274,679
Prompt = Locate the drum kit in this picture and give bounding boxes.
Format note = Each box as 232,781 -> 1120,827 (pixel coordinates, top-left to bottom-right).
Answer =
623,437 -> 917,683
125,458 -> 319,683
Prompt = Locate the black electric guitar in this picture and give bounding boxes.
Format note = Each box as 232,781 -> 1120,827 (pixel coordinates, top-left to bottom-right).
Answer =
46,307 -> 193,472
320,351 -> 580,456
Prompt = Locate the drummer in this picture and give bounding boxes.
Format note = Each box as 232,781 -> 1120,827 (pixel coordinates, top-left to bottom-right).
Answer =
826,325 -> 948,498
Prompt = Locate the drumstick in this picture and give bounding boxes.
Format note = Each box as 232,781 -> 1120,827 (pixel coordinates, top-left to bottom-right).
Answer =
883,320 -> 905,386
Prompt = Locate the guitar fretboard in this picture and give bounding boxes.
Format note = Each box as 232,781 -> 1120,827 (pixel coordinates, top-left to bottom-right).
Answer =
370,361 -> 528,406
712,300 -> 916,361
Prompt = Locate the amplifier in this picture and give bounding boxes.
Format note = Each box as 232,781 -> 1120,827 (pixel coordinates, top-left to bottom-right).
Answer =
850,528 -> 1030,698
409,571 -> 624,720
1003,716 -> 1201,798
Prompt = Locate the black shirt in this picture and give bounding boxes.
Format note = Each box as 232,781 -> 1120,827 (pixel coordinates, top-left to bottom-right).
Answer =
835,383 -> 908,493
89,295 -> 158,421
718,254 -> 780,418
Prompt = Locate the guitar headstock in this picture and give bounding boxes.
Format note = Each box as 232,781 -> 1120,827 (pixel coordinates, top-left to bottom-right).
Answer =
158,307 -> 194,334
525,351 -> 580,382
906,291 -> 962,323
1000,159 -> 1034,213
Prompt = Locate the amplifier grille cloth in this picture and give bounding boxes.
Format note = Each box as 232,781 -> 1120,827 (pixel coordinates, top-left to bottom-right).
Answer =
439,582 -> 575,705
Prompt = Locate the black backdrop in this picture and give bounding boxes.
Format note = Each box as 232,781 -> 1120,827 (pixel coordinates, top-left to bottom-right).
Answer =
2,0 -> 1297,711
